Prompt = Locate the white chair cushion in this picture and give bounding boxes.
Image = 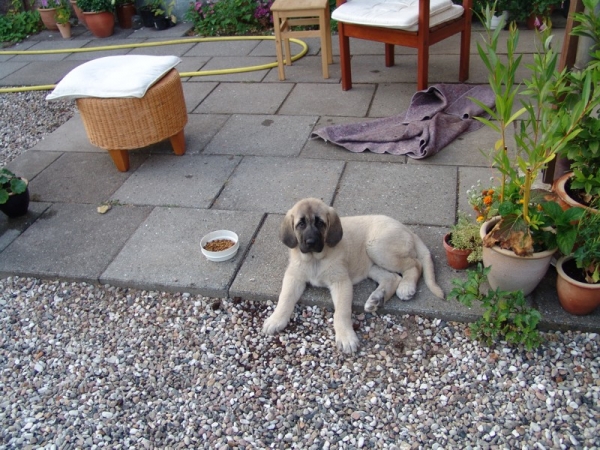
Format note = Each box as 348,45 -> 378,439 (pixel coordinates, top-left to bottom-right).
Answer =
332,0 -> 463,30
46,55 -> 181,101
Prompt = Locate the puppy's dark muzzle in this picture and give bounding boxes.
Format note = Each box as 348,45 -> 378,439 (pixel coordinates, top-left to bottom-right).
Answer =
299,227 -> 324,253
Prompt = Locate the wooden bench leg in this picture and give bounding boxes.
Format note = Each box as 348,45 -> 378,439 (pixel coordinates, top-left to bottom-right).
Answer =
170,129 -> 186,156
108,149 -> 130,172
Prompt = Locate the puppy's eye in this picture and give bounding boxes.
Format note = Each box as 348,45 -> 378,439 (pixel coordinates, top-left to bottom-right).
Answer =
314,216 -> 325,228
297,218 -> 306,228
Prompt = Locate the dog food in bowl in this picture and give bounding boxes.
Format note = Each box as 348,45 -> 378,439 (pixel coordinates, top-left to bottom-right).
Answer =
200,230 -> 239,262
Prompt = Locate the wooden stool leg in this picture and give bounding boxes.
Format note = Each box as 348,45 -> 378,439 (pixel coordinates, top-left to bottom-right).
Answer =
284,30 -> 292,66
273,11 -> 286,80
319,10 -> 329,78
170,129 -> 186,156
325,5 -> 333,64
108,149 -> 130,172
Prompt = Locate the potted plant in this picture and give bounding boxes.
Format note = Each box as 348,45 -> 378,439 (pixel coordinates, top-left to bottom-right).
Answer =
76,0 -> 115,37
443,213 -> 483,270
471,11 -> 598,295
70,0 -> 88,27
115,0 -> 135,28
0,168 -> 29,218
37,0 -> 61,30
55,0 -> 72,38
527,0 -> 562,28
555,203 -> 600,315
472,0 -> 509,29
553,0 -> 600,211
152,0 -> 176,30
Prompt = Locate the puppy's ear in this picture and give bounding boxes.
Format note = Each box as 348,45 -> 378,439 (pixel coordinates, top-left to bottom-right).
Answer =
325,207 -> 343,247
280,212 -> 298,248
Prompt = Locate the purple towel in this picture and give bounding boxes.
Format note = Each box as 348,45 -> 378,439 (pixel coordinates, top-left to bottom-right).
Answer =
312,84 -> 496,159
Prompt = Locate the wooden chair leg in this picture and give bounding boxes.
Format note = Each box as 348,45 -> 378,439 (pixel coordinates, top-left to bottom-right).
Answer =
417,47 -> 429,91
170,129 -> 186,156
273,11 -> 286,80
459,29 -> 471,82
339,26 -> 352,91
108,149 -> 130,172
319,11 -> 329,78
385,44 -> 394,67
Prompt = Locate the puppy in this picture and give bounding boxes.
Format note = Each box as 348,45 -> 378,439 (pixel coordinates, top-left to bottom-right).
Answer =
262,198 -> 444,353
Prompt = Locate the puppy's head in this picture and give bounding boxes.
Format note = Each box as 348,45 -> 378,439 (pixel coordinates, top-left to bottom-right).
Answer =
280,198 -> 343,253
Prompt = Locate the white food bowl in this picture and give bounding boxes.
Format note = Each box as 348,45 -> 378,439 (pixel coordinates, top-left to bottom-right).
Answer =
200,230 -> 239,262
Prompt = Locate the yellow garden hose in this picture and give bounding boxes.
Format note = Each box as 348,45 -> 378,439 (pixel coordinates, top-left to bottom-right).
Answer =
0,36 -> 308,93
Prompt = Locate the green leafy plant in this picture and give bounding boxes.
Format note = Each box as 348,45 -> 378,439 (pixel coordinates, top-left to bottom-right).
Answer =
555,0 -> 600,206
152,0 -> 174,17
76,0 -> 115,12
0,10 -> 43,42
449,214 -> 483,263
450,264 -> 542,350
0,168 -> 27,204
186,0 -> 264,36
55,0 -> 72,24
471,8 -> 598,257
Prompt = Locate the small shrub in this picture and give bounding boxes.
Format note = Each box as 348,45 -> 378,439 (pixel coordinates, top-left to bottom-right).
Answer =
0,10 -> 43,43
186,0 -> 264,36
449,263 -> 542,350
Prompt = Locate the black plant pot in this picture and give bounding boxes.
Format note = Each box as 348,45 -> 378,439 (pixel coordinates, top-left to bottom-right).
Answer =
0,187 -> 30,218
153,15 -> 171,30
139,7 -> 155,28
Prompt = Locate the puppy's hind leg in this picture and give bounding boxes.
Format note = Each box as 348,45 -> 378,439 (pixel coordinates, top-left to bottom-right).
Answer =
395,258 -> 422,301
364,266 -> 401,313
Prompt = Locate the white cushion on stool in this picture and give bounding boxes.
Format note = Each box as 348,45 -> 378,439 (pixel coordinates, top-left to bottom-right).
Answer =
46,55 -> 181,101
332,0 -> 463,30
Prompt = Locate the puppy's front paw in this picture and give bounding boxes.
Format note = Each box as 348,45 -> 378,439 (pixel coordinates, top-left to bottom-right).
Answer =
336,329 -> 360,354
262,314 -> 288,335
396,282 -> 416,301
365,290 -> 384,313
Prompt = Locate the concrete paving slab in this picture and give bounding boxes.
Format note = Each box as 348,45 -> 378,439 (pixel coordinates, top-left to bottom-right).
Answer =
230,214 -> 481,321
101,207 -> 264,297
178,113 -> 229,153
5,150 -> 63,183
125,41 -> 197,56
0,202 -> 52,252
0,60 -> 84,86
369,83 -> 420,117
29,115 -> 103,153
249,38 -> 321,57
262,56 -> 341,84
29,152 -> 146,204
279,83 -> 375,117
63,39 -> 146,61
213,156 -> 344,213
111,154 -> 241,208
0,203 -> 152,282
204,114 -> 318,157
0,41 -> 36,62
177,56 -> 211,76
303,116 -> 408,163
184,39 -> 262,57
123,23 -> 192,39
186,56 -> 274,82
9,40 -> 88,62
193,82 -> 293,115
181,82 -> 217,112
0,62 -> 34,83
333,162 -> 457,226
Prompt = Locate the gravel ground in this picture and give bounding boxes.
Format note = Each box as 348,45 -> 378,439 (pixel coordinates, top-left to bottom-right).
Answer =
0,92 -> 599,450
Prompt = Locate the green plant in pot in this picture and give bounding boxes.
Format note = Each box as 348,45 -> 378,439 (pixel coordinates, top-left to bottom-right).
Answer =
471,10 -> 598,295
555,202 -> 600,315
443,213 -> 483,270
0,168 -> 30,218
77,0 -> 115,37
152,0 -> 176,29
553,0 -> 600,210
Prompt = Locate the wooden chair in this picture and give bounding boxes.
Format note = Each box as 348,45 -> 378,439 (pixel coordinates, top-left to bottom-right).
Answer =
333,0 -> 472,91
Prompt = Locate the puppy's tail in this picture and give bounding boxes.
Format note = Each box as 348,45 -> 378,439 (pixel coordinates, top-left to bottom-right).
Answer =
414,234 -> 444,299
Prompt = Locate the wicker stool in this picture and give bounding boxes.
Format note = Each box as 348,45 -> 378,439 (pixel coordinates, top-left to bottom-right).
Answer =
271,0 -> 333,80
76,69 -> 188,172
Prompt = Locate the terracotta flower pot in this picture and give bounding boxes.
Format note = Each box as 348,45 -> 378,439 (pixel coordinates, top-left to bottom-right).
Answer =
443,233 -> 472,270
556,255 -> 600,315
116,3 -> 136,29
70,0 -> 87,28
480,217 -> 556,295
57,22 -> 72,38
83,11 -> 115,38
552,171 -> 598,212
38,7 -> 59,30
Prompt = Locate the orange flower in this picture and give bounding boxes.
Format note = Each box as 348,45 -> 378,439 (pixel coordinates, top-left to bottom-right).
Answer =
483,196 -> 493,205
476,215 -> 484,223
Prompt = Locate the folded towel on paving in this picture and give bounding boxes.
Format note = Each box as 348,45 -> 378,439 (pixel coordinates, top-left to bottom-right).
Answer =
312,84 -> 496,159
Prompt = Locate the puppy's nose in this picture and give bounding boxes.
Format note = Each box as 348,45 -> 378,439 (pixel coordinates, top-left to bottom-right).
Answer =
305,237 -> 316,245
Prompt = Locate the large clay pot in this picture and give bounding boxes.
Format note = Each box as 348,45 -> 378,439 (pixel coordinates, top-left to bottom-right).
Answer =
443,233 -> 472,270
70,0 -> 87,28
38,7 -> 59,30
83,11 -> 115,38
556,255 -> 600,315
116,2 -> 136,29
480,217 -> 556,295
552,171 -> 598,212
